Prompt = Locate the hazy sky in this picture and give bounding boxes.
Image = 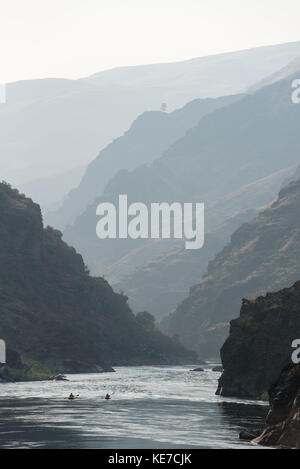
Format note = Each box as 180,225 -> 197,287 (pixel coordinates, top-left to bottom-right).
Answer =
1,0 -> 300,83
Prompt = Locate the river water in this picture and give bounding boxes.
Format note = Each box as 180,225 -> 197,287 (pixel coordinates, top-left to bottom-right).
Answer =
0,365 -> 268,449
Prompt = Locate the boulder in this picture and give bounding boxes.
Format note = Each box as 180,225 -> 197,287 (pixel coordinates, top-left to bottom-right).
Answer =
212,366 -> 223,372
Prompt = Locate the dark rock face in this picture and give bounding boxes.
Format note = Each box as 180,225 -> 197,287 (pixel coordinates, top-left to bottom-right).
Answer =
216,282 -> 300,399
255,364 -> 300,448
0,366 -> 12,383
239,430 -> 261,441
0,183 -> 195,373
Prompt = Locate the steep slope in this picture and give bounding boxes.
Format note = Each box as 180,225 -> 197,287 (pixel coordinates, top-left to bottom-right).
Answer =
114,165 -> 295,317
282,163 -> 300,187
2,41 -> 300,205
255,364 -> 300,449
64,70 -> 300,283
0,182 -> 195,373
114,211 -> 257,318
165,179 -> 300,358
248,56 -> 300,93
46,95 -> 239,229
216,282 -> 300,399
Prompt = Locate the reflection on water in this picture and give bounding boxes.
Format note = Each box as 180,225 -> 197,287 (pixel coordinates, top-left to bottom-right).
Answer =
0,365 -> 268,449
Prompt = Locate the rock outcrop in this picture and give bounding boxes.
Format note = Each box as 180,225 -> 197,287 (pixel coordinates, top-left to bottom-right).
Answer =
0,182 -> 195,374
216,281 -> 300,399
255,364 -> 300,448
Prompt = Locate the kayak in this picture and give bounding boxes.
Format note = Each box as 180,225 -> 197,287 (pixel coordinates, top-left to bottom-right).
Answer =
65,394 -> 79,400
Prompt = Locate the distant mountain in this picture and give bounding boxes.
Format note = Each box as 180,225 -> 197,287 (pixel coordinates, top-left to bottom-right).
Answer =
19,165 -> 86,213
63,70 -> 300,291
46,94 -> 240,229
85,41 -> 300,110
164,179 -> 300,359
115,211 -> 257,318
0,182 -> 195,373
248,56 -> 300,93
114,166 -> 295,317
282,163 -> 300,187
2,41 -> 300,206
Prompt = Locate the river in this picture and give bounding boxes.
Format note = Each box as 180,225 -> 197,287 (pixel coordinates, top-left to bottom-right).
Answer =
0,364 -> 268,449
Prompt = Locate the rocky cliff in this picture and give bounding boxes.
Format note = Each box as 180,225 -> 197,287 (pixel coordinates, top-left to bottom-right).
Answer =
216,281 -> 300,399
0,182 -> 195,373
164,178 -> 300,359
255,364 -> 300,448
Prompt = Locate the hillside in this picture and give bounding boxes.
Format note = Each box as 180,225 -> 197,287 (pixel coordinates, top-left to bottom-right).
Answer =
248,56 -> 300,93
0,182 -> 195,373
114,210 -> 257,318
0,349 -> 54,383
47,94 -> 239,230
19,165 -> 86,213
114,165 -> 295,317
164,178 -> 300,358
63,69 -> 300,289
